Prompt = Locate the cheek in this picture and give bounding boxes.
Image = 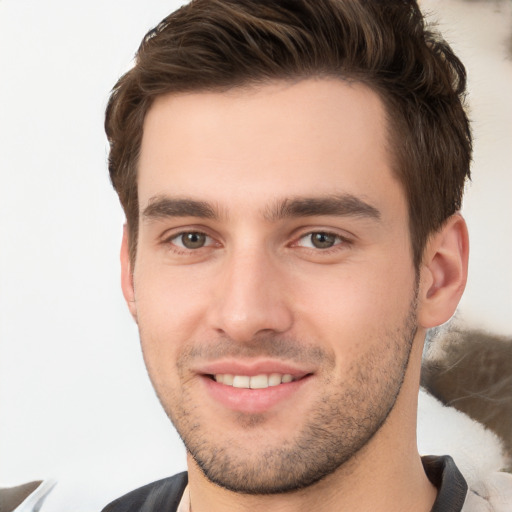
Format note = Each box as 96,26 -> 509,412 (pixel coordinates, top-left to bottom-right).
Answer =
133,263 -> 212,364
291,257 -> 416,352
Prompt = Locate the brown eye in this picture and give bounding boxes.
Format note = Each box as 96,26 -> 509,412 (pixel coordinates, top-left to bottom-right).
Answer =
177,232 -> 208,249
310,232 -> 337,249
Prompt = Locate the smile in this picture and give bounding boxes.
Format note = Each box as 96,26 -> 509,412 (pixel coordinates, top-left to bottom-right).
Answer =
198,361 -> 314,413
213,373 -> 296,389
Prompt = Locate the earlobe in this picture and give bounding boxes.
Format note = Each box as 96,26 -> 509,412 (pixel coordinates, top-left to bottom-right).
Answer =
417,214 -> 469,328
120,225 -> 138,323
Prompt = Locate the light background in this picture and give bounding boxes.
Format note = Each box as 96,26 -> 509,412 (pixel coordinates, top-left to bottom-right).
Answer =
0,0 -> 511,510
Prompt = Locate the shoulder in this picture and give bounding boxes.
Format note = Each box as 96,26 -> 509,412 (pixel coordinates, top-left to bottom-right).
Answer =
418,390 -> 512,511
101,472 -> 188,512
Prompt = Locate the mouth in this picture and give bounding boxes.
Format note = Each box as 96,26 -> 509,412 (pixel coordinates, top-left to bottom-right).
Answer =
199,364 -> 313,414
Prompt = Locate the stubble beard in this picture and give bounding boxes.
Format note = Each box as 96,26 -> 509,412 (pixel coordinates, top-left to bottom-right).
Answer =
145,299 -> 418,495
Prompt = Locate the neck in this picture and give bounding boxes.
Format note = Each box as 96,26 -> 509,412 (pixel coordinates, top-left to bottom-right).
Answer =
186,336 -> 436,512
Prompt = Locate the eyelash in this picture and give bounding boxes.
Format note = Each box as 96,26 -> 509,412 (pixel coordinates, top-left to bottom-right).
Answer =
161,229 -> 352,255
162,231 -> 217,254
293,231 -> 351,253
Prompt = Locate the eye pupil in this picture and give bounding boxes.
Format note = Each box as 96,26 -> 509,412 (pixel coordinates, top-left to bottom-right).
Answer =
311,232 -> 336,249
182,232 -> 206,249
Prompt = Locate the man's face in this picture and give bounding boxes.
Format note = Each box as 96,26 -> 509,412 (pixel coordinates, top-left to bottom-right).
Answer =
125,79 -> 420,493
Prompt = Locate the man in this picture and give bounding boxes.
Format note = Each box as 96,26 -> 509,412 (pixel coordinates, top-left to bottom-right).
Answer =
101,1 -> 484,510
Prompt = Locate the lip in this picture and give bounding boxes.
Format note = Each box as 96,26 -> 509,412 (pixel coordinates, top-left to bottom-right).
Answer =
197,359 -> 314,414
197,359 -> 313,379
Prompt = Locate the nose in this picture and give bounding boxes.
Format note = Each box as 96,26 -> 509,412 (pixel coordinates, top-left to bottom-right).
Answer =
208,246 -> 294,343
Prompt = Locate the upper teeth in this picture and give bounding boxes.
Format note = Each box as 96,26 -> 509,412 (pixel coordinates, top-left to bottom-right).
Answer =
214,373 -> 295,389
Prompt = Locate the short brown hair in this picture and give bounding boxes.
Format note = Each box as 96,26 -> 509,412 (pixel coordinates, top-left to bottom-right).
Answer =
105,0 -> 471,267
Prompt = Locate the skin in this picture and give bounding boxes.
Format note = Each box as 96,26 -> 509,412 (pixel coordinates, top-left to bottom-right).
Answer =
121,79 -> 469,512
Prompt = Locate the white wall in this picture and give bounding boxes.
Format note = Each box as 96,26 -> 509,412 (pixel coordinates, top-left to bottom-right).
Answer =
0,1 -> 510,510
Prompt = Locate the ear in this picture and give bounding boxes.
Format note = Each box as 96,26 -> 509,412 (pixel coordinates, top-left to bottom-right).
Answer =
417,214 -> 469,328
120,224 -> 138,323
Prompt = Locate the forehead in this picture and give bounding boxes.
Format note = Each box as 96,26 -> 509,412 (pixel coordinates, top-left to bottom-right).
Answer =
138,79 -> 403,217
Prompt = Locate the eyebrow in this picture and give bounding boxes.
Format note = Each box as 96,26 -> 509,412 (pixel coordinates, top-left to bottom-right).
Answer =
141,193 -> 381,223
264,194 -> 381,222
142,196 -> 219,221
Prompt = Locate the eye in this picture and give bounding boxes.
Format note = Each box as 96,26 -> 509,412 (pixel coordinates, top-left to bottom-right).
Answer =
170,231 -> 213,250
296,232 -> 345,249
